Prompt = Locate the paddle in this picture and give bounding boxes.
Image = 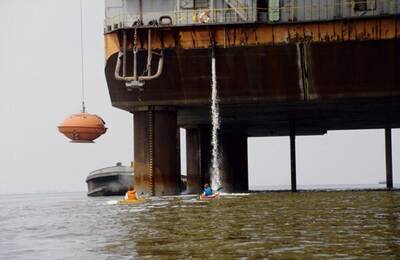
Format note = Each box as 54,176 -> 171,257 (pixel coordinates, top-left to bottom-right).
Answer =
216,187 -> 224,191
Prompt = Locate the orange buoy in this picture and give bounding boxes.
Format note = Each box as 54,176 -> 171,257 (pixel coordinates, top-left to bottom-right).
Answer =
58,112 -> 107,143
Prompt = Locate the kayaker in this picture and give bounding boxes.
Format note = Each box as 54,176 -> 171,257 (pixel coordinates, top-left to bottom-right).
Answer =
124,187 -> 138,200
202,183 -> 213,196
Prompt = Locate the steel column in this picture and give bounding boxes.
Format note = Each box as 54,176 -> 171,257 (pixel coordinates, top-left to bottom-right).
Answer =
186,127 -> 248,193
185,126 -> 212,193
199,126 -> 212,188
186,128 -> 202,194
290,124 -> 297,192
385,127 -> 393,189
133,109 -> 180,196
219,132 -> 249,193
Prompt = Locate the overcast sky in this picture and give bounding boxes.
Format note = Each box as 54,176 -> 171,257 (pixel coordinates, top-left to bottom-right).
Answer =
0,0 -> 398,194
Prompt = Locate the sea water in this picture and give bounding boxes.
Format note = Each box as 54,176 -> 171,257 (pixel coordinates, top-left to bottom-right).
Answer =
1,189 -> 400,259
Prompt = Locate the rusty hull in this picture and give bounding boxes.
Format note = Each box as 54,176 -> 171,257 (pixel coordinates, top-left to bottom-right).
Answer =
105,37 -> 400,135
105,16 -> 400,110
105,16 -> 400,133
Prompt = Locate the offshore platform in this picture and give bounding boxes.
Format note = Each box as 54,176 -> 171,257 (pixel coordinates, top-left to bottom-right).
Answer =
104,0 -> 400,196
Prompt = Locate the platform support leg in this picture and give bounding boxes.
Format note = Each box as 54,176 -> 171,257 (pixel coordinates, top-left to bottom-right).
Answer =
186,127 -> 248,193
219,132 -> 249,193
186,128 -> 202,194
133,109 -> 180,196
385,127 -> 393,190
290,124 -> 297,192
186,126 -> 212,194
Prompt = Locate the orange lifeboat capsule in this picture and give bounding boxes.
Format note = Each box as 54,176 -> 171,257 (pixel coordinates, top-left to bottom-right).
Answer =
58,112 -> 107,143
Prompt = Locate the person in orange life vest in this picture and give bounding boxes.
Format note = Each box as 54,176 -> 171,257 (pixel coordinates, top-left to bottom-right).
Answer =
125,187 -> 138,200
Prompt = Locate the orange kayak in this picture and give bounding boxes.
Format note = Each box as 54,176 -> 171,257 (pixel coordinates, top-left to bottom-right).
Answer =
119,198 -> 145,205
199,192 -> 220,200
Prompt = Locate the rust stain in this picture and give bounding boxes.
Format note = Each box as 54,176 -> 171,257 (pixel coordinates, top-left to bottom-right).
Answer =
242,28 -> 253,46
179,31 -> 194,48
342,20 -> 350,41
233,27 -> 240,46
348,21 -> 357,41
255,26 -> 273,44
273,24 -> 289,43
193,29 -> 211,47
380,19 -> 396,39
252,27 -> 259,45
214,29 -> 225,47
355,20 -> 366,40
225,27 -> 233,47
333,20 -> 344,41
162,31 -> 176,49
288,24 -> 304,42
396,17 -> 400,38
303,23 -> 319,42
319,23 -> 335,42
364,19 -> 377,40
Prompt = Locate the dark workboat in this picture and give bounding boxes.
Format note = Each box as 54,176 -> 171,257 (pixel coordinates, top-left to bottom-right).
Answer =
86,162 -> 133,196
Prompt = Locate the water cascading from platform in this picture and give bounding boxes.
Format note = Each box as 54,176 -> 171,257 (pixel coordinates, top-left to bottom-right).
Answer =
210,56 -> 221,191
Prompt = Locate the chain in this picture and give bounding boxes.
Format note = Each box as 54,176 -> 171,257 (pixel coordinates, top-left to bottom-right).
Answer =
148,110 -> 154,196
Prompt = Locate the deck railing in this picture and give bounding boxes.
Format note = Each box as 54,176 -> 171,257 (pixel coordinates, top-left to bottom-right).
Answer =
104,7 -> 255,32
104,0 -> 400,33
